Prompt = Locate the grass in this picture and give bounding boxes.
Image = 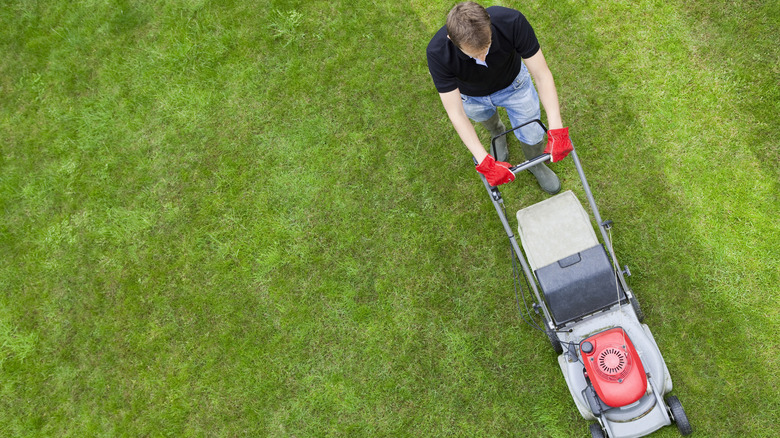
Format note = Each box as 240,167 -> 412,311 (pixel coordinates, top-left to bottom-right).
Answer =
1,0 -> 778,436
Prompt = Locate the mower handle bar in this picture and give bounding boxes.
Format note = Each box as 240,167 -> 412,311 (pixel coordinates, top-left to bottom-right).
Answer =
489,119 -> 551,175
509,154 -> 551,174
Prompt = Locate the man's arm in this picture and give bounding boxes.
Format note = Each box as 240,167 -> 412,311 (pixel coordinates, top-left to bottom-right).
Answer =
523,49 -> 563,130
524,49 -> 574,162
438,89 -> 489,164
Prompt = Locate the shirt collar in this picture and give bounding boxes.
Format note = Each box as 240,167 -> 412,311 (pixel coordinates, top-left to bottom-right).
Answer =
469,43 -> 490,67
452,25 -> 497,66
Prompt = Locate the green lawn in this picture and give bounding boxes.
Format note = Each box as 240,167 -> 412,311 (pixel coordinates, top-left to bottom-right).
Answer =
1,0 -> 778,436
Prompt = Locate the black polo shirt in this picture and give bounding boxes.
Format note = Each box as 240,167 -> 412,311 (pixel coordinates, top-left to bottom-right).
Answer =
426,6 -> 540,96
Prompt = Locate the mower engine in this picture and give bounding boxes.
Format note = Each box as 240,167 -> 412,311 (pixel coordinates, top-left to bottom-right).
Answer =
581,328 -> 647,409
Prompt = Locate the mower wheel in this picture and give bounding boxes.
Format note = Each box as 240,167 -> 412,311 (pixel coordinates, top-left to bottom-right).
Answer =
666,395 -> 692,436
546,328 -> 563,355
588,423 -> 605,438
630,295 -> 645,322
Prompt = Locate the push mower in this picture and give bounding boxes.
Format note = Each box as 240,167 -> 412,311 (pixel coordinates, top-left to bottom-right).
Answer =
476,120 -> 692,438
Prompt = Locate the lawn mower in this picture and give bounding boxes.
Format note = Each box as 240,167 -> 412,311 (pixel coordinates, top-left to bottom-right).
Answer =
476,120 -> 692,438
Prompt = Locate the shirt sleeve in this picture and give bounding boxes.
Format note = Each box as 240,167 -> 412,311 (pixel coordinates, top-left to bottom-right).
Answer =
426,41 -> 458,93
511,11 -> 541,58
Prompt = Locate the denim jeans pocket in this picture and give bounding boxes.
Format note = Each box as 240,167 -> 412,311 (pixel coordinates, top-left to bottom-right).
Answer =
512,74 -> 528,90
512,64 -> 530,90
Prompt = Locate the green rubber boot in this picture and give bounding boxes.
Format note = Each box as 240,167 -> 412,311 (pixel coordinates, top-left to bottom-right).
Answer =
480,112 -> 508,162
521,139 -> 561,194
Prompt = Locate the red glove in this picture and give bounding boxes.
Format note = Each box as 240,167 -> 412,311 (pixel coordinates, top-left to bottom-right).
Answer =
476,154 -> 515,186
544,127 -> 574,162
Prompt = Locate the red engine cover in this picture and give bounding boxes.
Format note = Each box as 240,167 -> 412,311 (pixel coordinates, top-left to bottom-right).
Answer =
581,328 -> 647,407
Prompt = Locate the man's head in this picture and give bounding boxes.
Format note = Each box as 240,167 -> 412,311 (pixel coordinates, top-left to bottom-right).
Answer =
446,2 -> 492,56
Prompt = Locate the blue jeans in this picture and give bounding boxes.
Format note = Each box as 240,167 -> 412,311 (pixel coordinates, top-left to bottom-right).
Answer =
460,63 -> 545,145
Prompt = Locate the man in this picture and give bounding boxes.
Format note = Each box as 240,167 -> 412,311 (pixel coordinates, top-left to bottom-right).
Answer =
426,2 -> 573,192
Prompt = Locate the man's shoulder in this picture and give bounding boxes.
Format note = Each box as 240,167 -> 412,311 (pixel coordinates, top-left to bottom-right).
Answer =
427,25 -> 454,66
486,5 -> 525,27
426,25 -> 458,93
486,5 -> 522,17
427,25 -> 449,54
